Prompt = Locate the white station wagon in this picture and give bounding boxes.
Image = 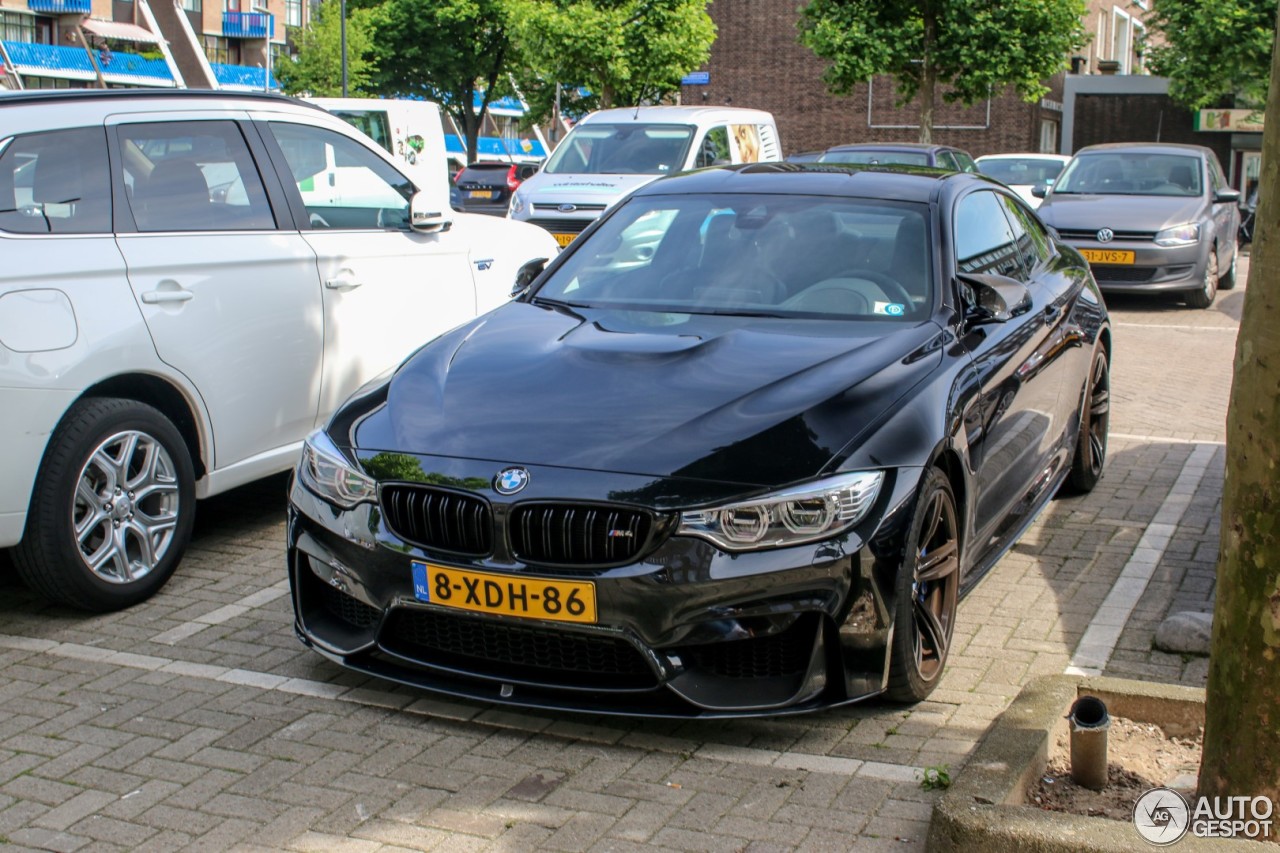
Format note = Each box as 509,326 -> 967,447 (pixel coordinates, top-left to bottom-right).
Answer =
0,90 -> 558,611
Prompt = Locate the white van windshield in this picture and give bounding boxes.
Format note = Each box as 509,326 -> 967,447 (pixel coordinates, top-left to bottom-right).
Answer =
543,123 -> 696,175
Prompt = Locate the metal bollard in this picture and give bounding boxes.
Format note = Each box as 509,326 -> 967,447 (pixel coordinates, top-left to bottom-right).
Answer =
1068,695 -> 1110,791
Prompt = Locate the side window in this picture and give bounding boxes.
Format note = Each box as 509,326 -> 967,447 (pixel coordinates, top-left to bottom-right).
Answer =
935,151 -> 958,172
118,121 -> 275,233
0,127 -> 112,235
955,191 -> 1026,281
695,126 -> 731,169
997,194 -> 1053,269
268,122 -> 413,230
1208,157 -> 1227,194
953,151 -> 979,173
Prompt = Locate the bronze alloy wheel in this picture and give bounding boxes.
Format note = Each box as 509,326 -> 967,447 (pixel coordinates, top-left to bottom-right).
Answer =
887,468 -> 960,702
1068,349 -> 1110,493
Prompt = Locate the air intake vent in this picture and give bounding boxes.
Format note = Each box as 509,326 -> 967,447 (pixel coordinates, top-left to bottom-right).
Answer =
380,485 -> 492,556
383,609 -> 657,688
510,503 -> 653,566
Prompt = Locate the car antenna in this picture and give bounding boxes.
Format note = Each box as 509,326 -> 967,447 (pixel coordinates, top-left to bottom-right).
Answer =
634,104 -> 640,120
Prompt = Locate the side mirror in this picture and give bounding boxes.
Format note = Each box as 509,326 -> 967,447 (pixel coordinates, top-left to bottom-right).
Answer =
957,272 -> 1032,323
1031,185 -> 1048,199
511,257 -> 548,297
410,190 -> 451,233
1214,188 -> 1241,204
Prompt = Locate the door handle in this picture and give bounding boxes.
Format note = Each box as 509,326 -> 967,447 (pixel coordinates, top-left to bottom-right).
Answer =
325,277 -> 361,290
141,290 -> 194,304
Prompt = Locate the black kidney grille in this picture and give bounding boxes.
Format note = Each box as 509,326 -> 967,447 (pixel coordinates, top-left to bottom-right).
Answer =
676,619 -> 816,679
380,485 -> 492,556
319,582 -> 382,629
383,609 -> 656,688
510,504 -> 652,566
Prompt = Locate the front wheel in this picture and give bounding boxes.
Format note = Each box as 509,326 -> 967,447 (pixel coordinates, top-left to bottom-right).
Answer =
13,398 -> 196,611
1218,243 -> 1239,290
1184,250 -> 1219,309
886,468 -> 961,704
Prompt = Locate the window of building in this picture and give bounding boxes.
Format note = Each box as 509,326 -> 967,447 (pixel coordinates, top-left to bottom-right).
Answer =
1039,119 -> 1058,154
181,0 -> 202,12
1132,21 -> 1146,73
1112,8 -> 1132,73
204,35 -> 229,65
285,0 -> 301,27
1,10 -> 36,43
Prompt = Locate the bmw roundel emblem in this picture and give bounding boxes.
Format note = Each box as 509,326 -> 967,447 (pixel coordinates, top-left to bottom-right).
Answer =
494,466 -> 530,495
1096,228 -> 1115,243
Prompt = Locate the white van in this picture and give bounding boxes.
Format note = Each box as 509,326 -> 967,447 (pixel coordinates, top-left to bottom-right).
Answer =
306,98 -> 451,197
509,105 -> 781,247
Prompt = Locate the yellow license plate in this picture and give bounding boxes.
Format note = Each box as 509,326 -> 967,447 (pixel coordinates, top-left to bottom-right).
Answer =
1080,249 -> 1135,265
552,232 -> 576,248
411,562 -> 596,623
468,190 -> 494,199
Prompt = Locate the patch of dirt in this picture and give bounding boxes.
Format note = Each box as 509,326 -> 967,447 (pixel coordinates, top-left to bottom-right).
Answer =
1028,715 -> 1202,821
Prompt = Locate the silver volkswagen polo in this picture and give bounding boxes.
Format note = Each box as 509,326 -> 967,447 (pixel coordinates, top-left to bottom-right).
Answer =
1035,143 -> 1240,309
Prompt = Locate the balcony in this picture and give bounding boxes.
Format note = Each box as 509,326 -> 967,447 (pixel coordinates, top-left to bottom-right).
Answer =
222,11 -> 274,39
27,0 -> 92,13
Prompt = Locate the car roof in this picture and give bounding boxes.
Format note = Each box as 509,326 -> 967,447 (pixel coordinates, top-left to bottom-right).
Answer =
1073,142 -> 1212,158
0,88 -> 324,112
581,105 -> 775,125
627,161 -> 986,204
825,142 -> 960,153
976,153 -> 1071,162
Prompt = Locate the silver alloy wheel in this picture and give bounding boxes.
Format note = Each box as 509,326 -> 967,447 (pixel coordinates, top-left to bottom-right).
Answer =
1202,251 -> 1218,301
72,430 -> 181,583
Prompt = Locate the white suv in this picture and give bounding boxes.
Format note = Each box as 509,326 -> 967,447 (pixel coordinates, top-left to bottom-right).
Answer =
0,90 -> 558,611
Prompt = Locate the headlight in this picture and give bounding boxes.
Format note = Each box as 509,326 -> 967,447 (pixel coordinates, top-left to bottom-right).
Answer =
298,430 -> 376,509
1154,223 -> 1200,246
509,191 -> 527,217
678,471 -> 884,552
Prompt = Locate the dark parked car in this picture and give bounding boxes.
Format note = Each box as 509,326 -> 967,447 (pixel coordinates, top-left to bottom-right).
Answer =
454,161 -> 540,215
1034,143 -> 1240,309
287,163 -> 1110,717
819,142 -> 979,173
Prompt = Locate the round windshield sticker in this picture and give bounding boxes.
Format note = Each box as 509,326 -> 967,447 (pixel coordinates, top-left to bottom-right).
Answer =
883,303 -> 905,316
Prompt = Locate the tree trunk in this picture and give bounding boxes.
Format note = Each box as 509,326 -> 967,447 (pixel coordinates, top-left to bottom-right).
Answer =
1198,9 -> 1280,834
917,4 -> 936,144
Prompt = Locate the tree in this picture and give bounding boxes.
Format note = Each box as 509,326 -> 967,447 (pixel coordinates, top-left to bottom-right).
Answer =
1147,0 -> 1277,110
797,0 -> 1086,143
361,0 -> 517,164
275,0 -> 376,97
508,0 -> 715,124
1199,8 -> 1280,829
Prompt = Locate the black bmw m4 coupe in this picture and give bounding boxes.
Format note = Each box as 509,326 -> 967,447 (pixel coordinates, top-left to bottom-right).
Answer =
287,162 -> 1111,717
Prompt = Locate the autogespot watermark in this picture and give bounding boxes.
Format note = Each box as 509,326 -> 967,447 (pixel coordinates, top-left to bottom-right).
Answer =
1133,787 -> 1275,844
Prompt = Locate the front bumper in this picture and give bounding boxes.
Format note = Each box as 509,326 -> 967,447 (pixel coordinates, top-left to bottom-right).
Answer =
287,460 -> 922,717
1064,239 -> 1206,293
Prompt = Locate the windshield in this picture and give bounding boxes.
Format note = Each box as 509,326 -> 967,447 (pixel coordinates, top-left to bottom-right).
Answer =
1053,153 -> 1203,197
542,123 -> 696,175
534,193 -> 933,320
819,150 -> 930,167
978,158 -> 1065,186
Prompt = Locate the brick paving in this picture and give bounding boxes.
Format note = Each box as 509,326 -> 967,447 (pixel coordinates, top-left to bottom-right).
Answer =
0,259 -> 1244,851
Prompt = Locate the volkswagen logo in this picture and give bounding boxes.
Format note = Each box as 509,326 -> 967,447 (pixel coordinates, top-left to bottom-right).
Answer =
494,466 -> 530,495
1096,228 -> 1115,243
557,203 -> 578,213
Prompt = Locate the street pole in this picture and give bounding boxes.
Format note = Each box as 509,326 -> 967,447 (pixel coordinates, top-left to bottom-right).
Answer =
252,5 -> 272,92
340,0 -> 347,97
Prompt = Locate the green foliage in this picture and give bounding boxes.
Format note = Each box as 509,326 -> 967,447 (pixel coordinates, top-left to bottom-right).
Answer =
276,0 -> 376,96
920,764 -> 951,790
509,0 -> 716,124
360,0 -> 517,163
1146,0 -> 1277,109
798,0 -> 1086,139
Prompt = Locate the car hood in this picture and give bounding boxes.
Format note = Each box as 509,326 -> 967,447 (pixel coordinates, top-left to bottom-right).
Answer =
520,172 -> 662,204
1038,193 -> 1206,233
351,302 -> 943,488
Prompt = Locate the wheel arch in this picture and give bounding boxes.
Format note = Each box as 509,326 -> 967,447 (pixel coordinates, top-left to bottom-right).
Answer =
927,446 -> 968,555
78,373 -> 207,479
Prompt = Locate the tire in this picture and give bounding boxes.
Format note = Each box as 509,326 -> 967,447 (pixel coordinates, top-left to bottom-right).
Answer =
1185,250 -> 1219,309
1218,242 -> 1239,290
886,467 -> 960,704
12,398 -> 196,611
1067,348 -> 1110,494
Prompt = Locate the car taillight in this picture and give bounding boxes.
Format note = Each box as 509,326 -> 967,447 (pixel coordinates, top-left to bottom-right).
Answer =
453,169 -> 463,184
506,165 -> 520,191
